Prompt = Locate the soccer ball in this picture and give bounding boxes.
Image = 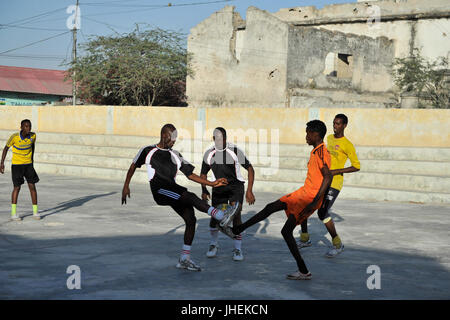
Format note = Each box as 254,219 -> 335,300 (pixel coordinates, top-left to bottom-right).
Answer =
216,203 -> 231,212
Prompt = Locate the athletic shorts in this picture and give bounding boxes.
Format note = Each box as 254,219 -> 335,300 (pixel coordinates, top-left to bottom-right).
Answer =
11,164 -> 39,187
211,182 -> 244,207
150,182 -> 188,207
279,187 -> 324,225
317,187 -> 340,222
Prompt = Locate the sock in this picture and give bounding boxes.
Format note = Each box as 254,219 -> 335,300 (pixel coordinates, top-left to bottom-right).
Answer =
300,232 -> 310,243
332,235 -> 342,248
209,227 -> 219,245
234,234 -> 242,250
33,204 -> 38,214
208,206 -> 224,220
181,244 -> 191,261
11,204 -> 17,216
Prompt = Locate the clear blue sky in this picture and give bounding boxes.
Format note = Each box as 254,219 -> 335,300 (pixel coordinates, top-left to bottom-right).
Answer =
0,0 -> 351,70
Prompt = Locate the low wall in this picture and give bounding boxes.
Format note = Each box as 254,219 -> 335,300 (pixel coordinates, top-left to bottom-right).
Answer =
0,105 -> 449,147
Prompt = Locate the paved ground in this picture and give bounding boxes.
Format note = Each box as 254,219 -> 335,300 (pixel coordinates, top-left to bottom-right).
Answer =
0,173 -> 449,300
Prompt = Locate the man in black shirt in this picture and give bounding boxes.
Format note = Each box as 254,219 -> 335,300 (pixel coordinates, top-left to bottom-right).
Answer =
122,124 -> 239,271
200,127 -> 255,261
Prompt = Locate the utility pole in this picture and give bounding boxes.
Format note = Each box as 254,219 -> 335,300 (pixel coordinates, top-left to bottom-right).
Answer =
72,0 -> 79,106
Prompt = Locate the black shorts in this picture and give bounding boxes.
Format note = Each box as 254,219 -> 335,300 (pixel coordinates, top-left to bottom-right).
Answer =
11,164 -> 39,187
150,182 -> 188,207
317,187 -> 340,221
211,182 -> 244,207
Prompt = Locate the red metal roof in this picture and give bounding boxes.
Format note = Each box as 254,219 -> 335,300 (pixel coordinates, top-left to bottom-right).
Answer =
0,65 -> 72,96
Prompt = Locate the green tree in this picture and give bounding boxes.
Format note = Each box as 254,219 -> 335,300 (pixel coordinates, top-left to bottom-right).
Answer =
392,49 -> 449,108
67,26 -> 192,106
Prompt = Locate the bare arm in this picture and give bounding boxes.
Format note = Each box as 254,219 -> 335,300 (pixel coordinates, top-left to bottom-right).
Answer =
0,145 -> 9,174
188,173 -> 227,188
245,165 -> 255,205
200,173 -> 210,201
121,162 -> 137,205
330,166 -> 360,176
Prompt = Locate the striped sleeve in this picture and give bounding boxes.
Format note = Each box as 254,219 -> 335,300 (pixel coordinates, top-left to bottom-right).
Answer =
315,145 -> 326,169
6,133 -> 18,147
234,146 -> 251,169
201,149 -> 212,175
133,146 -> 151,168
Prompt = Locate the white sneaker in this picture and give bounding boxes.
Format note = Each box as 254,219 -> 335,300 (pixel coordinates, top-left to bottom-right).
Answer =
325,244 -> 344,258
286,270 -> 312,280
232,249 -> 244,261
219,202 -> 240,228
11,214 -> 22,221
297,239 -> 312,249
176,258 -> 202,271
206,244 -> 218,258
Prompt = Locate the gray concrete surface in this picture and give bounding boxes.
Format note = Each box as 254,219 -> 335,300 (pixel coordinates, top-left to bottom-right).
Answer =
0,173 -> 449,300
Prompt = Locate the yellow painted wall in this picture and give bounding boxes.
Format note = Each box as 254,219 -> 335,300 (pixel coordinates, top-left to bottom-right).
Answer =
113,106 -> 198,138
0,105 -> 449,147
0,106 -> 33,131
38,106 -> 109,134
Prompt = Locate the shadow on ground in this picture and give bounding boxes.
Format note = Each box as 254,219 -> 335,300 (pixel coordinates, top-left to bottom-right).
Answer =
0,213 -> 448,300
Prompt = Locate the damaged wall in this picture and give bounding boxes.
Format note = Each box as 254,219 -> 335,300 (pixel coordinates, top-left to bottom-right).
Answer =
286,27 -> 396,108
186,6 -> 289,108
187,0 -> 449,108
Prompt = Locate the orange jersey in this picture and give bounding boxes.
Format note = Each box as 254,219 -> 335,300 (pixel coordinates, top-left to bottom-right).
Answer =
280,142 -> 331,224
303,143 -> 331,198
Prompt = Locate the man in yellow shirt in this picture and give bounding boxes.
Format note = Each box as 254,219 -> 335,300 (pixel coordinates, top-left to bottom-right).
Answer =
0,119 -> 40,221
298,114 -> 360,258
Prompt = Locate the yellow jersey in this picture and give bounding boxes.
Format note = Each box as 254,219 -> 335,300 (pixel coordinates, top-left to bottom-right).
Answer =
6,132 -> 36,165
327,134 -> 360,191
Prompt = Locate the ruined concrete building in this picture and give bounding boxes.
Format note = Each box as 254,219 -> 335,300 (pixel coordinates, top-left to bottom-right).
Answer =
186,0 -> 450,108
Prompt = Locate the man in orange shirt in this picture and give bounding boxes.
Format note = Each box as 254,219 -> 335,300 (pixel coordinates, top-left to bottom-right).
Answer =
228,120 -> 332,280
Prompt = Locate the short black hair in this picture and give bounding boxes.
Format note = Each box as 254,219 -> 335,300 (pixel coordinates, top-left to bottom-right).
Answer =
306,120 -> 327,139
213,127 -> 227,140
161,123 -> 176,136
21,119 -> 31,126
335,114 -> 348,125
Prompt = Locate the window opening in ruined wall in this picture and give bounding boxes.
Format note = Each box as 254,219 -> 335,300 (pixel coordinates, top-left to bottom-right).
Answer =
324,52 -> 353,79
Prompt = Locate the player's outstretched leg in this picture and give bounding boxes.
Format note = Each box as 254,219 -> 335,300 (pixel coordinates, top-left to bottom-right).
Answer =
283,215 -> 312,280
232,200 -> 285,236
179,191 -> 239,227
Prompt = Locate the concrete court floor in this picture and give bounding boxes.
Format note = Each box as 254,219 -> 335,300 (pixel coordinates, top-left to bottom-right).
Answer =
0,173 -> 449,300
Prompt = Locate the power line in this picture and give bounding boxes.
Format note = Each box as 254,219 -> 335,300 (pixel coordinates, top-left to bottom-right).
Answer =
82,0 -> 234,8
0,31 -> 71,55
0,24 -> 67,32
0,7 -> 66,29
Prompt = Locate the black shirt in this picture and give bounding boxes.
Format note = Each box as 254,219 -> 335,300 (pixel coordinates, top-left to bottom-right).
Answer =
133,145 -> 195,188
201,143 -> 251,185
